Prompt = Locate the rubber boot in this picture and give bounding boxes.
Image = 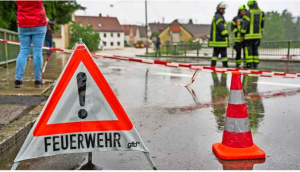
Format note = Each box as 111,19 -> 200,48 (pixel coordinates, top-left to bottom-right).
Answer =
211,60 -> 217,67
222,61 -> 228,68
253,63 -> 258,69
246,63 -> 253,69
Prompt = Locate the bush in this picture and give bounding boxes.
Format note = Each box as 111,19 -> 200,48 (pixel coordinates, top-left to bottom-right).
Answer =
69,22 -> 100,51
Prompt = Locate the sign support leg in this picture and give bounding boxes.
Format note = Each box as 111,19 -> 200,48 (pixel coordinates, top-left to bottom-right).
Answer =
11,162 -> 19,170
143,152 -> 157,170
88,152 -> 92,164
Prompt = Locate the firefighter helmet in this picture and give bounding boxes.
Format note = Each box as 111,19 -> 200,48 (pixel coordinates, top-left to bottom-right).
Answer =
217,2 -> 227,10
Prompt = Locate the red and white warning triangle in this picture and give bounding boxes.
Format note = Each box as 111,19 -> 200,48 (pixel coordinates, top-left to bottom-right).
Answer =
13,43 -> 149,164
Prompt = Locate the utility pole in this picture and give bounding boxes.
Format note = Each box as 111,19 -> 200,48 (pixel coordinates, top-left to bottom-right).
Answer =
145,0 -> 148,54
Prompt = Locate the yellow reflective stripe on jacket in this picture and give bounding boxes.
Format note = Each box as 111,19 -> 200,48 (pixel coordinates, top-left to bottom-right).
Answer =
213,17 -> 216,42
241,29 -> 247,33
232,21 -> 236,25
232,28 -> 238,33
250,9 -> 262,13
259,12 -> 263,34
234,38 -> 241,43
216,18 -> 224,25
243,15 -> 250,22
221,30 -> 228,35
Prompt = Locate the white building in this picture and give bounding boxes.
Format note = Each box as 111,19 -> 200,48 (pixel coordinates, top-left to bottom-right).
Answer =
75,15 -> 125,50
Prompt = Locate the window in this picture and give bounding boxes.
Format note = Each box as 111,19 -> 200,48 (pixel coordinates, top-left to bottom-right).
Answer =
104,33 -> 106,38
118,33 -> 120,37
172,33 -> 180,43
111,33 -> 113,37
117,42 -> 120,46
111,42 -> 114,46
103,41 -> 106,46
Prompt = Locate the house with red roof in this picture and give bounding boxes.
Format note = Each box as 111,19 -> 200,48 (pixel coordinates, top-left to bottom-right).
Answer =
75,14 -> 125,50
136,26 -> 147,43
121,25 -> 138,46
150,19 -> 211,46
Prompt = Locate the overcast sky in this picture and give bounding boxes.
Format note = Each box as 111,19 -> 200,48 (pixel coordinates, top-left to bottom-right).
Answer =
76,0 -> 300,25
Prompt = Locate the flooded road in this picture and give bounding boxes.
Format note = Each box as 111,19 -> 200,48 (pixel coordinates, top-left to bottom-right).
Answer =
1,56 -> 300,170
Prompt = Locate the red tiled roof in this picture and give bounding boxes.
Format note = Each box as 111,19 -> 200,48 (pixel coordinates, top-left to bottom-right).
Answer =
138,26 -> 147,37
156,19 -> 211,37
74,15 -> 124,32
149,23 -> 168,33
121,25 -> 138,35
170,25 -> 181,33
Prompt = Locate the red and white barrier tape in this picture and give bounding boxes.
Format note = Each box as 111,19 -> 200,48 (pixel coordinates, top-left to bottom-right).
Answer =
1,38 -> 300,88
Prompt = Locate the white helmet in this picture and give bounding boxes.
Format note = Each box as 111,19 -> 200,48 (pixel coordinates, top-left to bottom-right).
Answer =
217,2 -> 227,10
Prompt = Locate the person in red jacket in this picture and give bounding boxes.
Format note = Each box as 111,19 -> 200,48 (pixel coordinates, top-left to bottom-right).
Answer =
15,1 -> 47,88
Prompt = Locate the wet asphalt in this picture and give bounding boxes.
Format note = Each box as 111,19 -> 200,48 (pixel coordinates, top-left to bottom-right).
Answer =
1,56 -> 300,170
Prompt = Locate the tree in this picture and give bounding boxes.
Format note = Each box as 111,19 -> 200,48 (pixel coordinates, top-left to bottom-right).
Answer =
262,11 -> 285,41
151,32 -> 159,39
281,9 -> 295,40
0,1 -> 85,32
227,22 -> 234,43
0,2 -> 17,31
70,22 -> 100,51
294,17 -> 300,40
43,1 -> 85,25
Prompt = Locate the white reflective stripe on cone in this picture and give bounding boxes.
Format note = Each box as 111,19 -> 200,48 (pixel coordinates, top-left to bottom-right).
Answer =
224,117 -> 250,133
228,90 -> 246,105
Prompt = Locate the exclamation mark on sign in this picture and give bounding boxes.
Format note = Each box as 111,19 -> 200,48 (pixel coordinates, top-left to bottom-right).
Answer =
77,72 -> 88,119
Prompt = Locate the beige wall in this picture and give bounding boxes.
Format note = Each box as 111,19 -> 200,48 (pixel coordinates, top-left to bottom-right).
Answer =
159,25 -> 193,45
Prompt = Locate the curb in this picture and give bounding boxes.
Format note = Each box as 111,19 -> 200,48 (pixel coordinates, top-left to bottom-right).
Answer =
0,101 -> 45,154
0,80 -> 55,154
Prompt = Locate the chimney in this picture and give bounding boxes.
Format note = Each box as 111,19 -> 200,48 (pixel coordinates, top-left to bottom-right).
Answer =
99,13 -> 102,17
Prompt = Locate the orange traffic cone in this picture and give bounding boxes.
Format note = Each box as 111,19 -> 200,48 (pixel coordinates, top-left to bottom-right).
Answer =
214,154 -> 266,170
212,72 -> 266,160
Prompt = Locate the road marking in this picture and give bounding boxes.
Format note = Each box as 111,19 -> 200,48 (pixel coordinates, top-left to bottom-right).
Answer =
256,81 -> 300,88
153,72 -> 201,78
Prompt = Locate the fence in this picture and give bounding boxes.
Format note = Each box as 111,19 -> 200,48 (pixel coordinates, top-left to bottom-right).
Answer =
159,40 -> 300,59
161,43 -> 202,56
0,28 -> 20,66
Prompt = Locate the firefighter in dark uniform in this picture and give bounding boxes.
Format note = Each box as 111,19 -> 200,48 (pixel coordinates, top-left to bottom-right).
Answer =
211,72 -> 229,130
231,5 -> 247,68
209,2 -> 229,67
241,0 -> 265,69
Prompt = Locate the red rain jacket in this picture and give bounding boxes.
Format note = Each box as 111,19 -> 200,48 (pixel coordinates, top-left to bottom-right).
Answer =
16,1 -> 47,27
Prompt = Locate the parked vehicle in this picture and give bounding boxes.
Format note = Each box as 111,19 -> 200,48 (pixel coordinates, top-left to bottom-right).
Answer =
135,39 -> 144,48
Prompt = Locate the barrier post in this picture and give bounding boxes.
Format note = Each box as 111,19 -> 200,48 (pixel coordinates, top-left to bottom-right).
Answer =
287,40 -> 291,64
4,32 -> 9,68
166,45 -> 169,55
174,45 -> 177,55
197,43 -> 199,57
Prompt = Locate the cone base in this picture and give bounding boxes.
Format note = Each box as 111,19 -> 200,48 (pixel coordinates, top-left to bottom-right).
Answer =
212,143 -> 266,160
